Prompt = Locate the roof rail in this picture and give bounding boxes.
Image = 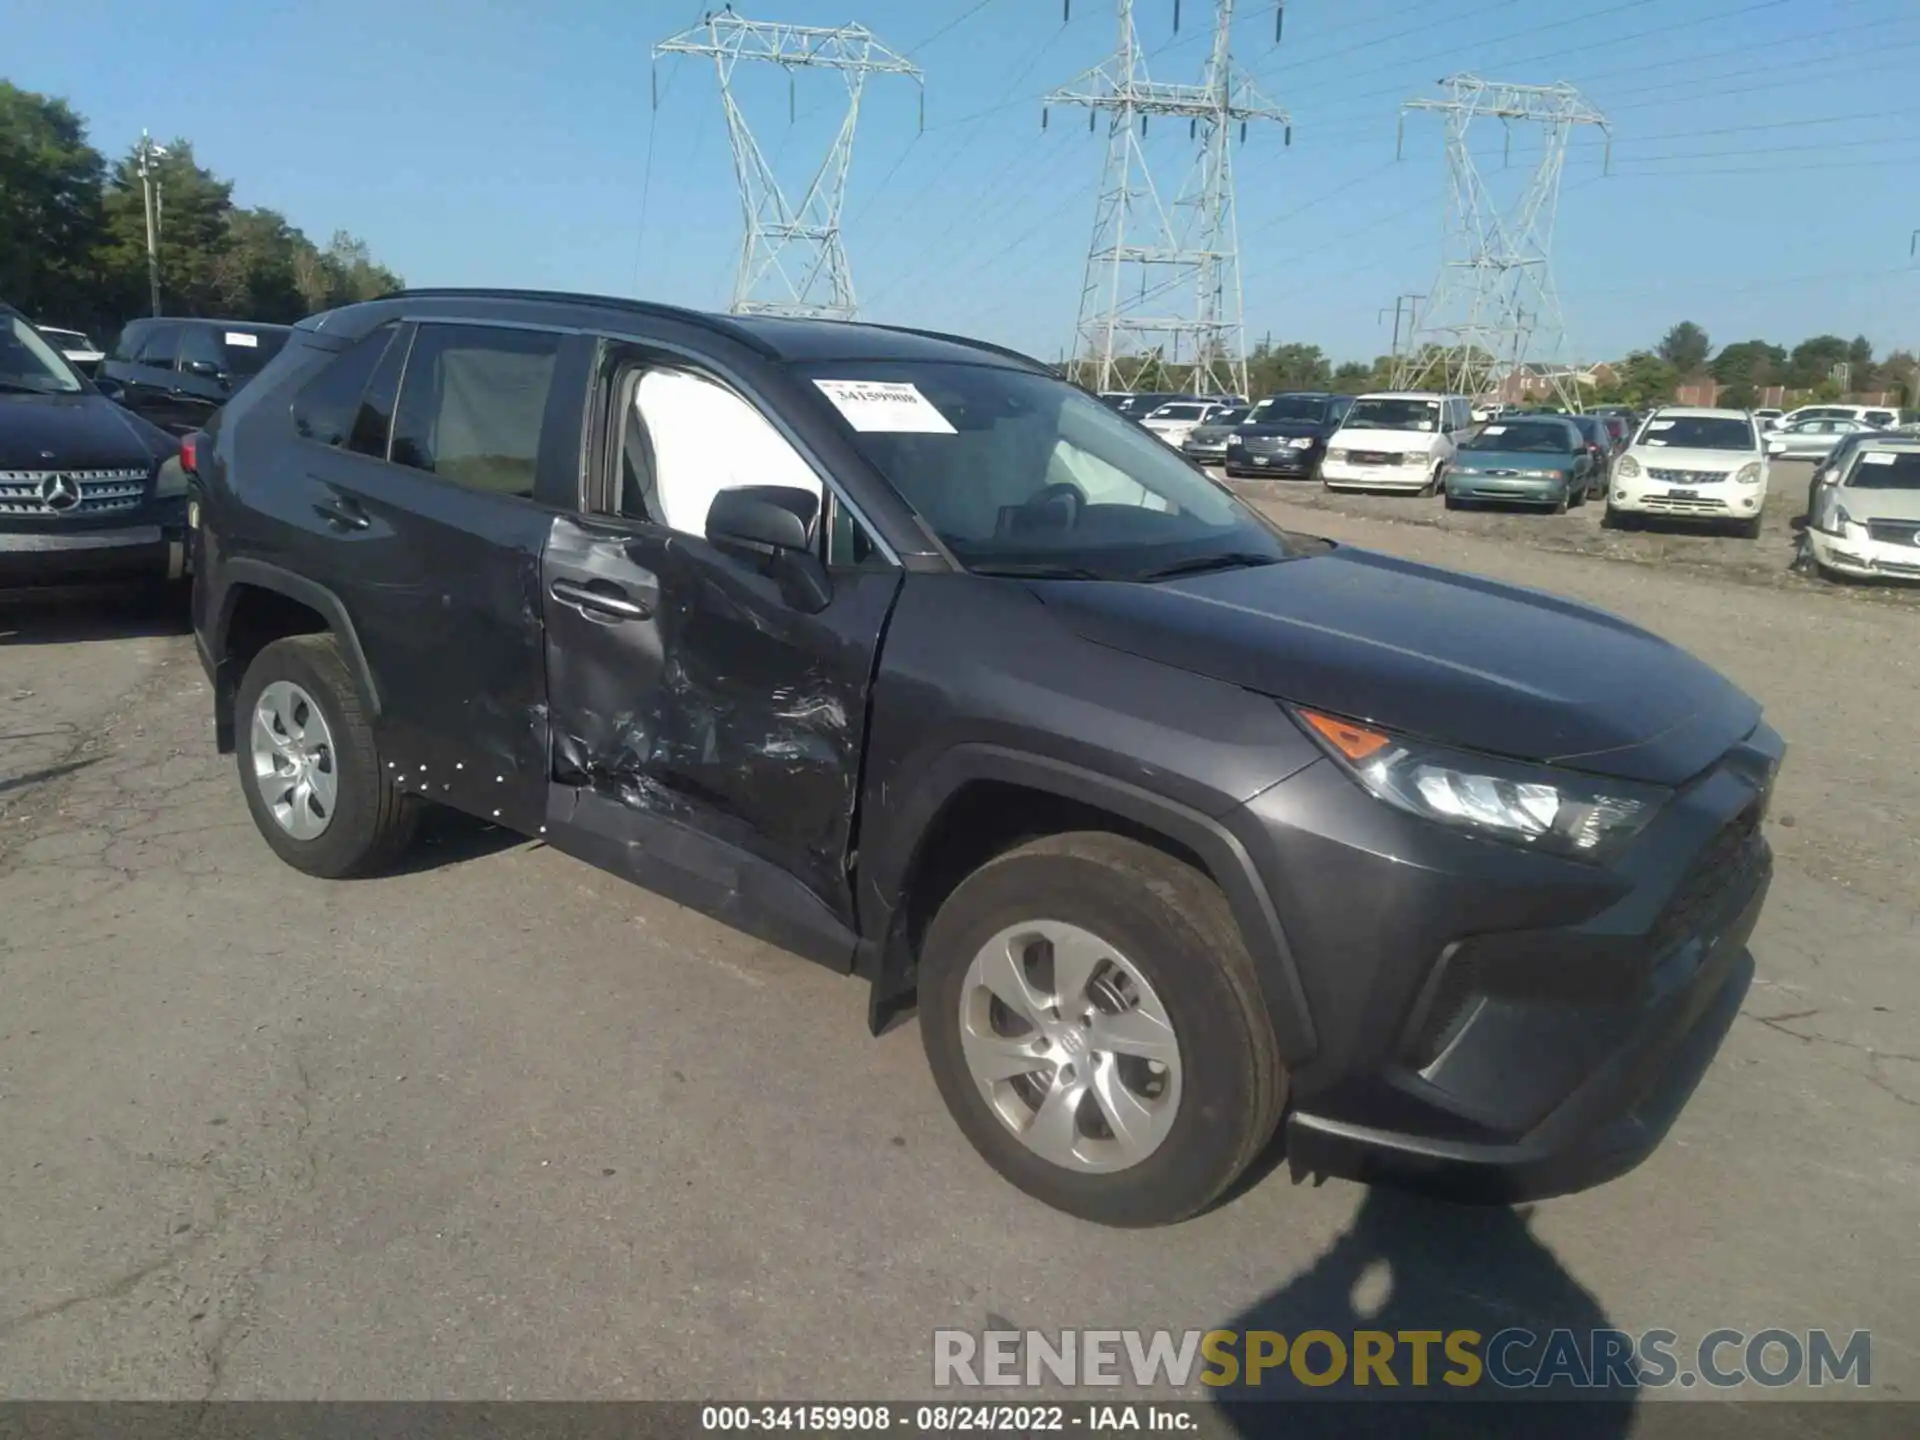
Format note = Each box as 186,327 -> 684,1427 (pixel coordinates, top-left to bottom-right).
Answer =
832,319 -> 1053,373
369,288 -> 779,356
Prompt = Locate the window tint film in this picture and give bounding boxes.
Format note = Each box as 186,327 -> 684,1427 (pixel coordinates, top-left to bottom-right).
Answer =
293,326 -> 397,449
390,324 -> 561,498
349,325 -> 412,458
135,324 -> 180,367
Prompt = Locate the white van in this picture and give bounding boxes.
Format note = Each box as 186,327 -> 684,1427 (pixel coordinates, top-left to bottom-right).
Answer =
1321,392 -> 1473,494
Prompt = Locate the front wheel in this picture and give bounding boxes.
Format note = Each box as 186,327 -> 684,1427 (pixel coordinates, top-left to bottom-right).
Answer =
919,833 -> 1285,1228
1738,515 -> 1763,540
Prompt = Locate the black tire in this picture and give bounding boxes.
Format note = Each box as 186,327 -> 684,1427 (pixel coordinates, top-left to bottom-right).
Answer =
234,634 -> 420,878
1549,489 -> 1570,515
1739,515 -> 1763,540
1443,492 -> 1462,510
919,832 -> 1285,1228
1602,505 -> 1637,531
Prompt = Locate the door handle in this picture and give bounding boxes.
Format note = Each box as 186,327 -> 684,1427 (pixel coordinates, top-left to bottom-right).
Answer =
314,495 -> 370,530
550,577 -> 652,622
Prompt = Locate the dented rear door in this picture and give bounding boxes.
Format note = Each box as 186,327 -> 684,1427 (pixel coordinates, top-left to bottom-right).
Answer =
542,513 -> 900,928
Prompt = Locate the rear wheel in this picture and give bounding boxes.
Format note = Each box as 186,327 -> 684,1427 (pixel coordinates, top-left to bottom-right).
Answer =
919,833 -> 1284,1228
234,634 -> 420,878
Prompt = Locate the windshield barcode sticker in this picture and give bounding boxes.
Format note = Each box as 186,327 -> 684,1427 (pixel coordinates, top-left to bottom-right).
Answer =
224,331 -> 259,347
1861,452 -> 1897,464
1482,425 -> 1507,435
1646,419 -> 1675,430
813,379 -> 956,434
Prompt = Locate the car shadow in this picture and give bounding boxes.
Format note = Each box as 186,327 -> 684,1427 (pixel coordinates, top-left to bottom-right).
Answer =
382,804 -> 533,877
0,755 -> 102,798
0,583 -> 192,646
1212,1187 -> 1636,1437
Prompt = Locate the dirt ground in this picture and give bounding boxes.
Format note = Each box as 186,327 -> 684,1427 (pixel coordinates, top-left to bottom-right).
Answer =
1,474 -> 1915,1407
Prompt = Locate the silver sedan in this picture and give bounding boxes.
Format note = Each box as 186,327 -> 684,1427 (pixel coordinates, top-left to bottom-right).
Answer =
1766,417 -> 1877,463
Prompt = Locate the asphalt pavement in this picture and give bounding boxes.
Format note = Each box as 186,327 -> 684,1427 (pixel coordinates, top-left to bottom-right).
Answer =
1,481 -> 1914,1407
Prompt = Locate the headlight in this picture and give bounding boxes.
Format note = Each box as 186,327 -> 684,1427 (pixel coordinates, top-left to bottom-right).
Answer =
1226,433 -> 1243,446
1295,708 -> 1668,863
1617,454 -> 1641,478
153,457 -> 187,498
1734,462 -> 1762,484
1287,436 -> 1315,450
1326,448 -> 1347,463
1518,468 -> 1564,480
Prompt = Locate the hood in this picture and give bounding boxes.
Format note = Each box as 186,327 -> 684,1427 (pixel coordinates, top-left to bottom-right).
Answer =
1328,427 -> 1441,454
0,391 -> 176,470
1843,486 -> 1920,523
1452,448 -> 1577,471
1029,546 -> 1760,786
1630,445 -> 1757,473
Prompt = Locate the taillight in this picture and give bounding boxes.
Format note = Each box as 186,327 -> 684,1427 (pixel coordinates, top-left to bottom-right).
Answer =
179,433 -> 199,476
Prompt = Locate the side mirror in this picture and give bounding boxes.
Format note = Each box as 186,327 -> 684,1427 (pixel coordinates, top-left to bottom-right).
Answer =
706,485 -> 833,614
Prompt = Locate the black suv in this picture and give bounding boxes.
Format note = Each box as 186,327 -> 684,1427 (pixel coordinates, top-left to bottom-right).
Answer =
99,316 -> 293,436
190,289 -> 1781,1226
1224,392 -> 1355,479
1,304 -> 186,588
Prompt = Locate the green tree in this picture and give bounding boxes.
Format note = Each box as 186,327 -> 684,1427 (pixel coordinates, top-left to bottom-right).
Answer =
1246,341 -> 1332,395
1330,360 -> 1375,394
1786,334 -> 1849,389
1657,321 -> 1712,377
94,140 -> 238,320
1596,351 -> 1678,408
0,82 -> 107,324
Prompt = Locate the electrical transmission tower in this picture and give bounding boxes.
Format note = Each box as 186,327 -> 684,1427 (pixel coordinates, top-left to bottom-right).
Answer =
1047,1 -> 1287,397
654,9 -> 922,320
1393,75 -> 1609,410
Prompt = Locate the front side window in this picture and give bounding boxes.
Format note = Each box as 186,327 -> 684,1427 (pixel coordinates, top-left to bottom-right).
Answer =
0,314 -> 85,394
1640,416 -> 1756,450
1342,398 -> 1441,432
1461,421 -> 1577,454
390,324 -> 561,498
630,367 -> 823,536
800,360 -> 1290,580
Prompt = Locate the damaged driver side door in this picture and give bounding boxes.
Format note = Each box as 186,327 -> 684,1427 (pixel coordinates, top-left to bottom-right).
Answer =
540,347 -> 903,972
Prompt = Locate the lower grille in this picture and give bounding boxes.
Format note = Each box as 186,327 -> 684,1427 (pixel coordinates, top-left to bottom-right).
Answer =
1349,451 -> 1402,466
0,469 -> 149,517
1644,494 -> 1732,513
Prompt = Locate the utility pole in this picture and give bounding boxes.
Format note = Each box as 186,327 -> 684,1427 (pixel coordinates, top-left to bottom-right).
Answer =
1047,1 -> 1288,398
1394,75 -> 1608,411
654,11 -> 922,320
134,131 -> 169,318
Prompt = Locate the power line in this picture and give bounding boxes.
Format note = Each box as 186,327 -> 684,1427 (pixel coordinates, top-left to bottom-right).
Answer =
907,0 -> 1004,56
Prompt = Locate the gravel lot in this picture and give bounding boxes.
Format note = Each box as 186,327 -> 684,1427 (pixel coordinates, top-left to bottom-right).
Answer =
2,478 -> 1915,1410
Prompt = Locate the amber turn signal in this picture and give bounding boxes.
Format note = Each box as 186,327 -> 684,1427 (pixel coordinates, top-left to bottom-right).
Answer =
1299,709 -> 1393,763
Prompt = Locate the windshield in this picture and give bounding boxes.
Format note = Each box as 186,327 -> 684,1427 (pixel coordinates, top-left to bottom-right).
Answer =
1342,397 -> 1440,432
801,361 -> 1292,580
0,315 -> 86,394
1462,421 -> 1576,454
1845,451 -> 1920,490
1250,396 -> 1330,425
182,325 -> 290,378
1205,408 -> 1250,427
1152,404 -> 1206,421
1639,416 -> 1756,451
40,327 -> 93,349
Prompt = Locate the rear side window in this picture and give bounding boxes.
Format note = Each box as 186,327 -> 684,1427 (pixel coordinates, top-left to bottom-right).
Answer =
349,327 -> 412,458
112,322 -> 147,361
389,324 -> 561,499
293,326 -> 398,449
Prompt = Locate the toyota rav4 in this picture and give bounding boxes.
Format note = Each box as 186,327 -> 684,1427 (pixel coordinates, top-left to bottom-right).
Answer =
189,289 -> 1782,1227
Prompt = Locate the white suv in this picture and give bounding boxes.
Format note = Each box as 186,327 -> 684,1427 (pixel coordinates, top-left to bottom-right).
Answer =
1321,392 -> 1472,494
1606,407 -> 1769,538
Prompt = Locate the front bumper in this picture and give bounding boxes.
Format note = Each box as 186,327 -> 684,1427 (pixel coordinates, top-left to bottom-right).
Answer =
1225,445 -> 1319,476
1182,440 -> 1232,465
1,504 -> 189,588
1234,721 -> 1782,1201
1807,526 -> 1920,580
1447,472 -> 1571,505
1608,478 -> 1765,521
1322,458 -> 1429,491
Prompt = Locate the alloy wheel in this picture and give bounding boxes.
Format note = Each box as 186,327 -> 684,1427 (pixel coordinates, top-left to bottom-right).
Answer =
249,680 -> 338,841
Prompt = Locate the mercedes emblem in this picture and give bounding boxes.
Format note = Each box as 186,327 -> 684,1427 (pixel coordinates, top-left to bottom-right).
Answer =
39,473 -> 82,512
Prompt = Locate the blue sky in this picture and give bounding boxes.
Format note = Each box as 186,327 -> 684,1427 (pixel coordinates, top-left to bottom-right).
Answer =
9,0 -> 1919,364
